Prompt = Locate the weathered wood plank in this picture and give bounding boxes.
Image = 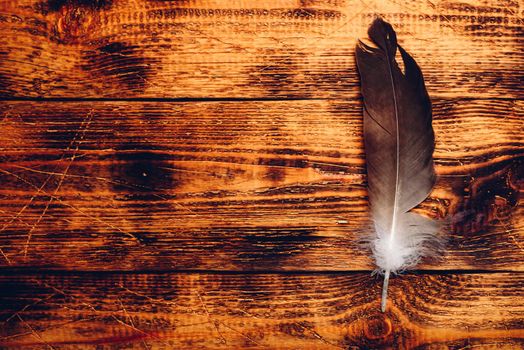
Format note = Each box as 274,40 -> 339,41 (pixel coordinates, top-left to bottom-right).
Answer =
0,0 -> 521,99
0,100 -> 521,270
0,272 -> 522,349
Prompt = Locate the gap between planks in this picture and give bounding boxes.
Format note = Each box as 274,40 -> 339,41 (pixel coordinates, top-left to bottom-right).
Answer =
0,269 -> 521,276
0,97 -> 521,103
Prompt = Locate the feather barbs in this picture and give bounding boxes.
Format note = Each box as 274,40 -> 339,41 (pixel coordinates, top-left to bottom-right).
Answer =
355,18 -> 440,312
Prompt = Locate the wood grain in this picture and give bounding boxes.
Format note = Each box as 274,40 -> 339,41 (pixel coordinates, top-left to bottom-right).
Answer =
0,0 -> 522,348
0,272 -> 522,349
0,0 -> 521,99
0,99 -> 521,270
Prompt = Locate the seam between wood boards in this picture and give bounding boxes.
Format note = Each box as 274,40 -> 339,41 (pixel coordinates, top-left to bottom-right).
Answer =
0,269 -> 521,275
0,97 -> 520,103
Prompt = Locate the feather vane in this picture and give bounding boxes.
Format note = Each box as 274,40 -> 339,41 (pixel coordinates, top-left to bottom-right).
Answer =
355,18 -> 439,312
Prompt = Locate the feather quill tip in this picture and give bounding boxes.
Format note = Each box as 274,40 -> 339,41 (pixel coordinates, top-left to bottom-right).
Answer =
381,269 -> 390,312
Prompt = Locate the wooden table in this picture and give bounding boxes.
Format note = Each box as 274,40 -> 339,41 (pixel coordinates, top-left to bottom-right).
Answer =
0,0 -> 522,348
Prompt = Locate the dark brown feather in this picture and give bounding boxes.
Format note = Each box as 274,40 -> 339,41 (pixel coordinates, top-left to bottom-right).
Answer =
355,18 -> 438,312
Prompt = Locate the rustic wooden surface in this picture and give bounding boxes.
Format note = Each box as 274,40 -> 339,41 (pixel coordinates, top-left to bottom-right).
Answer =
0,100 -> 522,271
1,273 -> 523,349
0,0 -> 522,348
0,0 -> 522,99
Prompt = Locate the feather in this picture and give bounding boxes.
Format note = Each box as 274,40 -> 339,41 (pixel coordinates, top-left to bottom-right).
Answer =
355,18 -> 440,312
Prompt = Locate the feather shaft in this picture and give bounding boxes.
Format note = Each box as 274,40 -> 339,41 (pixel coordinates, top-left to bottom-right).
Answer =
383,17 -> 400,312
381,269 -> 390,312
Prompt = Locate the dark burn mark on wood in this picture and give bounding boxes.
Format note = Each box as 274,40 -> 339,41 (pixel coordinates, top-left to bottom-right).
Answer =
110,150 -> 175,194
37,0 -> 112,14
44,122 -> 85,148
0,166 -> 56,195
94,240 -> 135,263
106,147 -> 177,248
449,158 -> 522,264
310,69 -> 359,93
0,279 -> 56,322
82,42 -> 158,91
18,110 -> 101,152
99,42 -> 126,54
266,167 -> 286,182
124,230 -> 158,245
0,72 -> 14,97
249,51 -> 310,98
0,50 -> 15,96
234,227 -> 322,268
257,157 -> 308,168
255,64 -> 296,96
451,159 -> 522,235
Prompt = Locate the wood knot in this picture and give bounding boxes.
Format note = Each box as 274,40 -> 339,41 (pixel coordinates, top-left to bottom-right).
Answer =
54,7 -> 97,43
493,196 -> 512,221
346,313 -> 395,347
51,4 -> 101,43
363,315 -> 392,340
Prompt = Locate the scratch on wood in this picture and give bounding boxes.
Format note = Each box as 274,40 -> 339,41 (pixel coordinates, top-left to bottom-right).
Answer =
23,110 -> 94,258
195,289 -> 266,347
115,298 -> 153,349
291,321 -> 345,349
195,290 -> 227,345
15,313 -> 56,350
0,168 -> 141,244
12,163 -> 193,213
3,292 -> 57,324
219,322 -> 266,348
0,110 -> 93,245
0,248 -> 11,265
119,284 -> 190,312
